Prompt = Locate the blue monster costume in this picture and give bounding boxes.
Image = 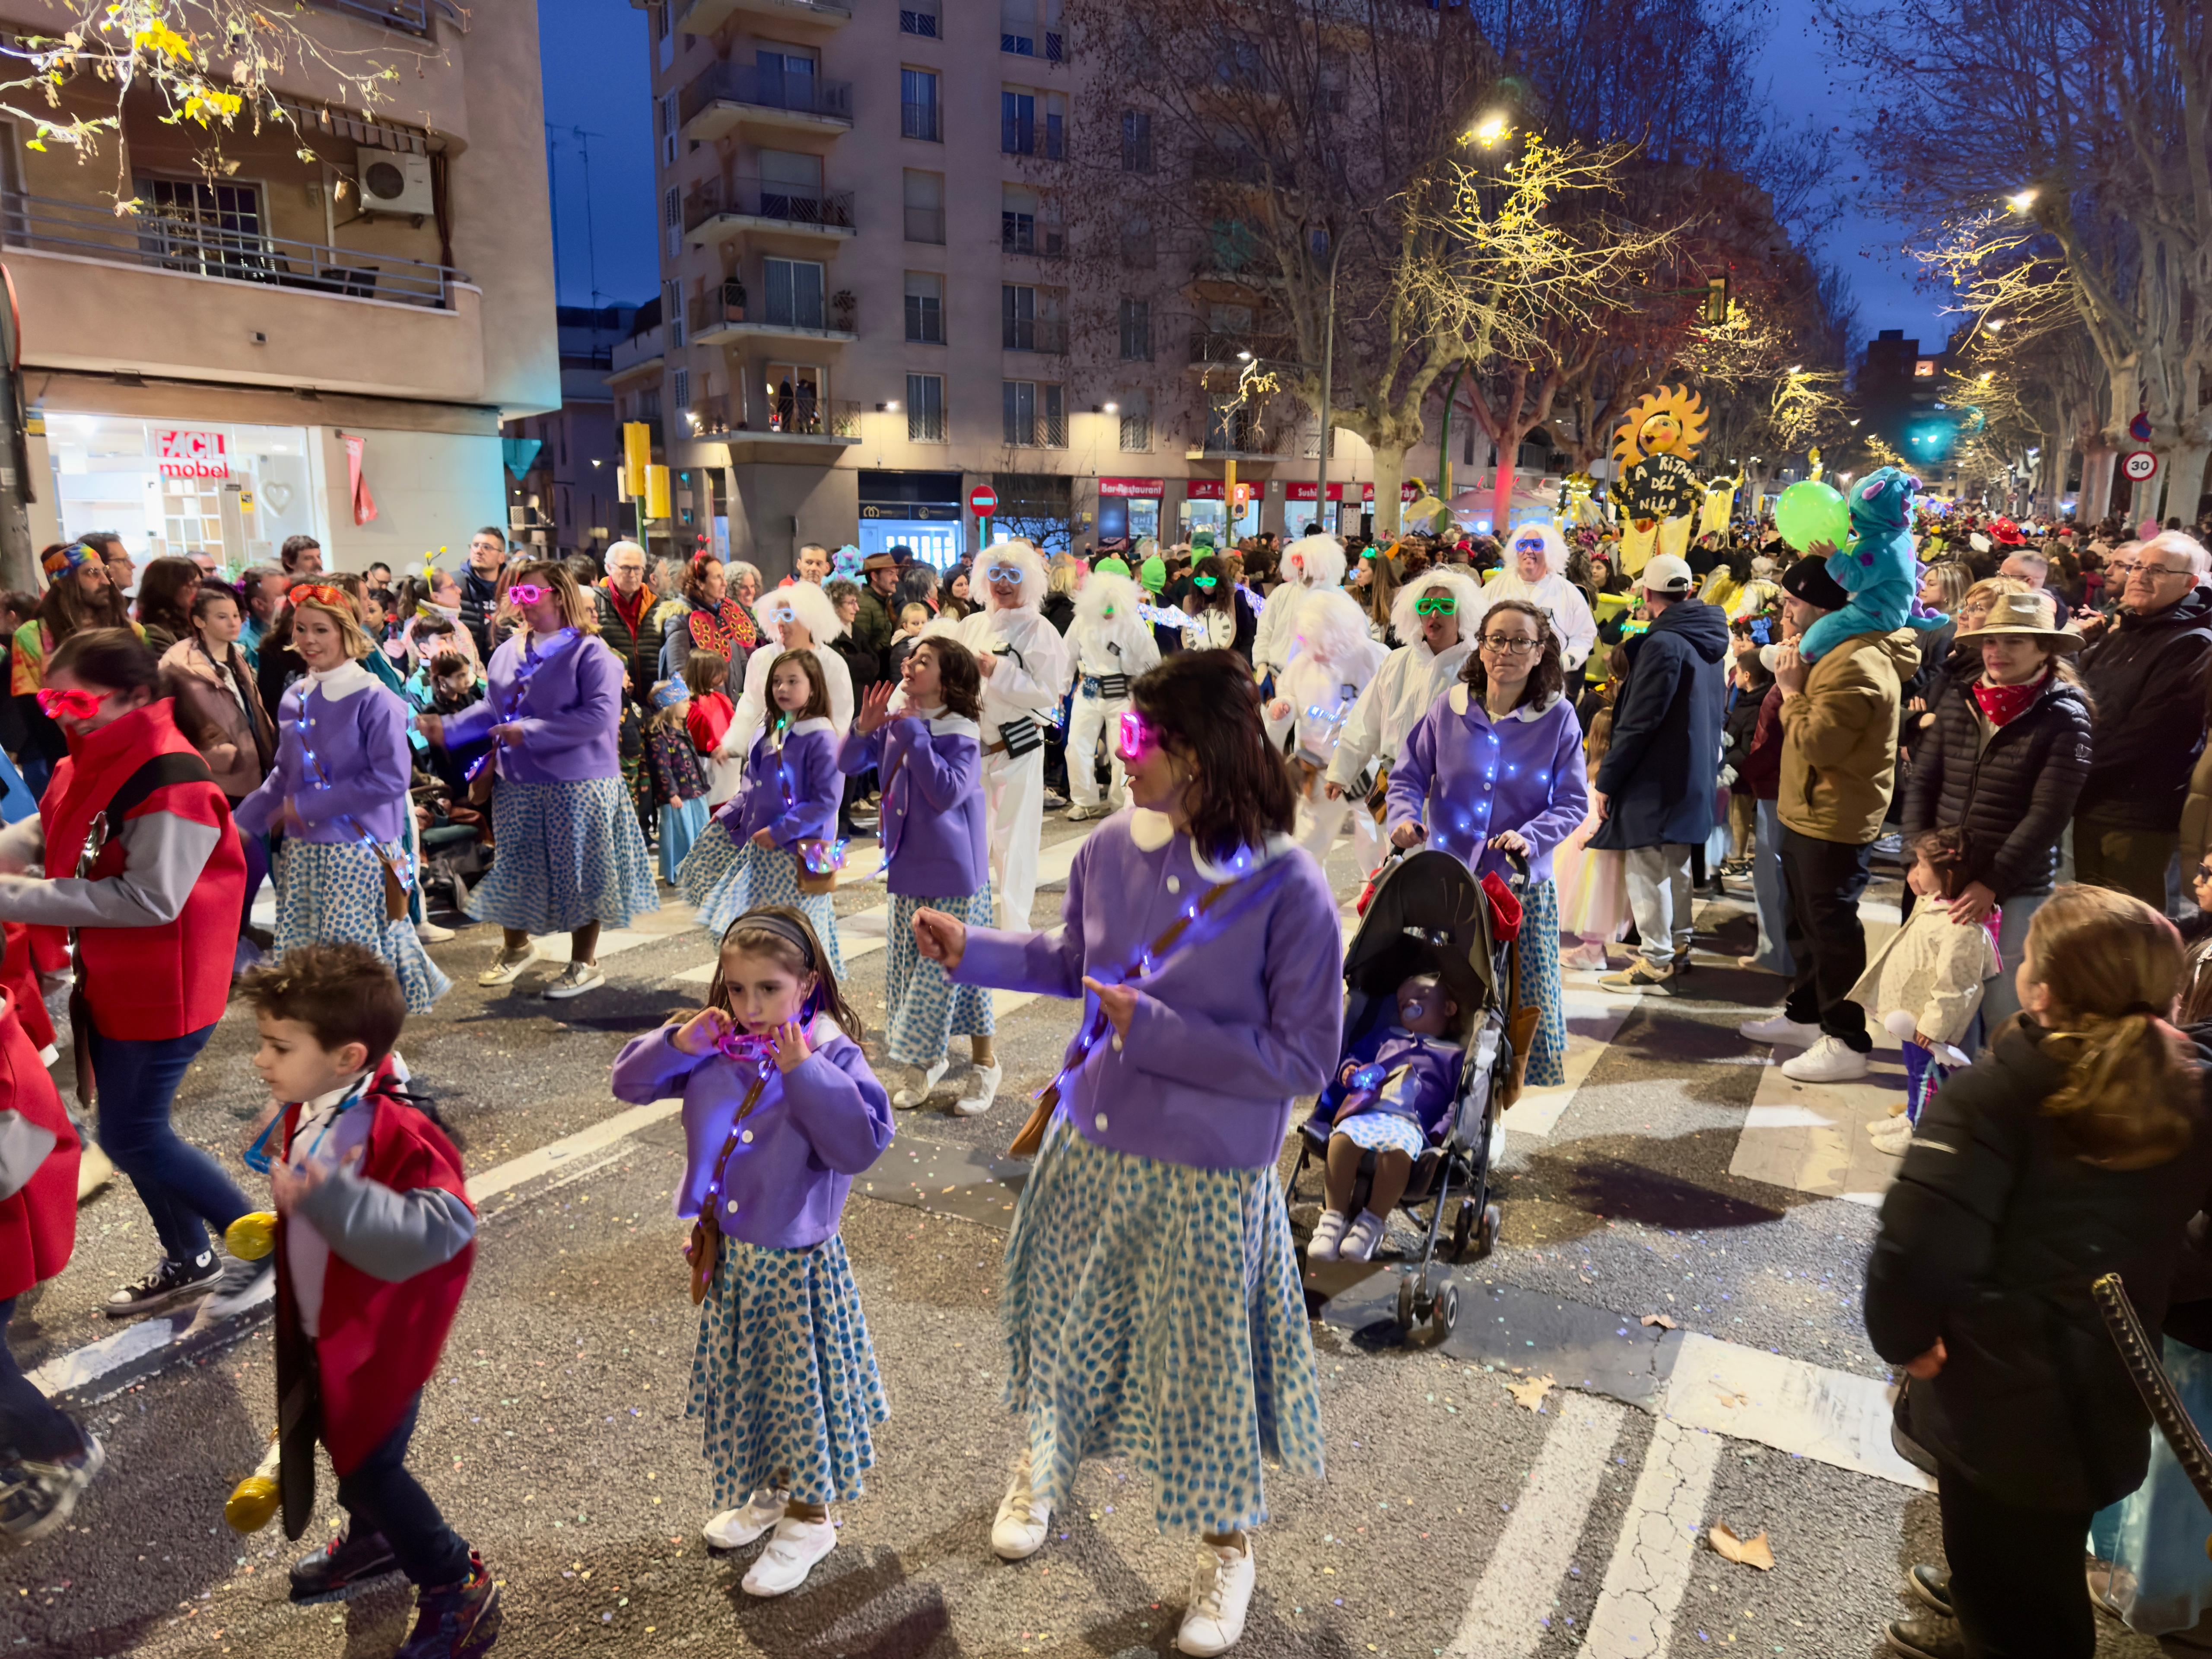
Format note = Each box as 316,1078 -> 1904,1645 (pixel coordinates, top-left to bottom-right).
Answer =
1798,465 -> 1946,661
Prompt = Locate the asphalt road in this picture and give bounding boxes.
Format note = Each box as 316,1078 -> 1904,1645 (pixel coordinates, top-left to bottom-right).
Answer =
2,816 -> 2174,1659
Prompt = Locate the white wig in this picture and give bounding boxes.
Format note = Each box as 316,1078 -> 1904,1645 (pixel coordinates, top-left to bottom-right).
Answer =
1506,519 -> 1570,578
1074,570 -> 1145,635
1282,533 -> 1348,591
754,578 -> 845,645
979,538 -> 1050,613
1389,565 -> 1487,643
1290,587 -> 1372,669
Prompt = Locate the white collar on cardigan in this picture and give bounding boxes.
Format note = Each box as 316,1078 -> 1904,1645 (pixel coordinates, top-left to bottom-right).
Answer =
1448,683 -> 1560,723
785,716 -> 833,738
1128,808 -> 1295,881
926,711 -> 980,739
307,660 -> 375,702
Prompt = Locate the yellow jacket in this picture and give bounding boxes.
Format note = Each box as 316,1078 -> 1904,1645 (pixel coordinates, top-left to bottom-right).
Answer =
1778,627 -> 1919,845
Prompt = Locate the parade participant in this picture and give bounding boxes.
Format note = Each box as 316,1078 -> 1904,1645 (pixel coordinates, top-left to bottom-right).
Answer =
725,580 -> 853,762
1475,521 -> 1598,670
644,678 -> 711,882
1325,566 -> 1483,851
1387,599 -> 1587,1086
913,649 -> 1335,1659
946,540 -> 1073,933
610,907 -> 891,1599
161,584 -> 276,945
677,650 -> 844,971
419,562 -> 657,1001
0,629 -> 256,1319
662,553 -> 761,684
1253,533 -> 1349,699
240,947 -> 497,1656
840,639 -> 997,1112
235,587 -> 449,1014
13,543 -> 133,787
1270,587 -> 1388,868
1063,570 -> 1160,821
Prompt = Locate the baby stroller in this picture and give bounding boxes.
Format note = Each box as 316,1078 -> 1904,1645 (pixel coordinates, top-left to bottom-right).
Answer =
1290,847 -> 1524,1340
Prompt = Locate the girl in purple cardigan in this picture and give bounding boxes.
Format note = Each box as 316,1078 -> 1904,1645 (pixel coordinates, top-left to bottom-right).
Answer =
610,905 -> 891,1599
236,586 -> 449,1014
418,563 -> 657,1000
912,650 -> 1335,1659
838,636 -> 996,1113
676,649 -> 843,973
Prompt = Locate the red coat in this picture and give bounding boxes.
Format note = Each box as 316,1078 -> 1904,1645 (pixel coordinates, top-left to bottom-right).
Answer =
41,700 -> 247,1040
1,924 -> 55,1055
0,989 -> 77,1301
274,1059 -> 475,1478
684,690 -> 733,757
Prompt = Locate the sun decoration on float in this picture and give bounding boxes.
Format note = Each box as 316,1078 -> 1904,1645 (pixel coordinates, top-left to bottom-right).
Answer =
1611,385 -> 1709,470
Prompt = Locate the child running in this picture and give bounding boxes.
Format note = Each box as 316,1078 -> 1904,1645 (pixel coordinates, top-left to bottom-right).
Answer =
676,648 -> 845,971
610,906 -> 892,1598
240,944 -> 495,1658
839,635 -> 998,1112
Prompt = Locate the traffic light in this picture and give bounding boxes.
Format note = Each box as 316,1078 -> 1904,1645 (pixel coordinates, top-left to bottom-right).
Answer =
1703,276 -> 1731,325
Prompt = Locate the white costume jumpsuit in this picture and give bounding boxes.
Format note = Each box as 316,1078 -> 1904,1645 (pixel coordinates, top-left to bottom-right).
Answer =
954,605 -> 1072,929
1065,592 -> 1160,813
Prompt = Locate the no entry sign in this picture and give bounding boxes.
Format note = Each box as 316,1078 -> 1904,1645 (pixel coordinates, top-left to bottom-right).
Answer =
2123,451 -> 2158,482
968,484 -> 999,515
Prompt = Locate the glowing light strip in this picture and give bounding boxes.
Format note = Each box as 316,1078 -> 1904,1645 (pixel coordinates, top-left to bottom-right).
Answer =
463,627 -> 579,782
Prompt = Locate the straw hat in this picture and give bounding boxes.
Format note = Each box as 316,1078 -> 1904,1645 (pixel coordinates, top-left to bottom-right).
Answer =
1954,591 -> 2081,652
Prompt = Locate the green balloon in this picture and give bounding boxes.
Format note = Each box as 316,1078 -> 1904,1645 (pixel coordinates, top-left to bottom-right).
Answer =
1775,479 -> 1850,553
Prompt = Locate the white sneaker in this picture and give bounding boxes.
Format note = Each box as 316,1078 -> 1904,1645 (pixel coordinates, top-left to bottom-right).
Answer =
1176,1537 -> 1257,1656
414,919 -> 456,944
1738,1012 -> 1821,1045
740,1516 -> 836,1596
1339,1210 -> 1388,1262
1307,1210 -> 1350,1262
990,1459 -> 1052,1560
1780,1034 -> 1871,1083
477,945 -> 537,987
543,961 -> 605,999
1868,1116 -> 1914,1156
892,1059 -> 948,1110
1562,941 -> 1610,972
702,1488 -> 786,1549
1064,802 -> 1103,821
952,1062 -> 1003,1117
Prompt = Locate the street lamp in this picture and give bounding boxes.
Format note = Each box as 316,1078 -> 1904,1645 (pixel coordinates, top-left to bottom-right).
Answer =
2007,188 -> 2037,213
1236,350 -> 1252,362
1469,112 -> 1509,146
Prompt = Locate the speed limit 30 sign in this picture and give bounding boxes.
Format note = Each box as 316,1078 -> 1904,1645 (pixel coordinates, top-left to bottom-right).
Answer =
2123,451 -> 2159,482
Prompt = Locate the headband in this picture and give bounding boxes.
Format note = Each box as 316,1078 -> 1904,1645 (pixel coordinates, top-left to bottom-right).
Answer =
724,909 -> 817,970
43,542 -> 95,578
290,583 -> 352,613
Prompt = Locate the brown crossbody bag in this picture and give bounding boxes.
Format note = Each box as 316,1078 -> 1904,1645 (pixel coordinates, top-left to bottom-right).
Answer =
686,1063 -> 773,1304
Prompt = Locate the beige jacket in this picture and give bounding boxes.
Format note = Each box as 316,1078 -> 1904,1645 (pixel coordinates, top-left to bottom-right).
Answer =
1847,901 -> 2002,1047
1778,627 -> 1919,844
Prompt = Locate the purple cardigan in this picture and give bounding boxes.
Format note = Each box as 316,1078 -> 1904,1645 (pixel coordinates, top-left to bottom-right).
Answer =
611,1021 -> 892,1250
1386,687 -> 1588,883
234,669 -> 412,844
723,719 -> 839,847
442,628 -> 621,785
951,811 -> 1342,1171
838,712 -> 988,898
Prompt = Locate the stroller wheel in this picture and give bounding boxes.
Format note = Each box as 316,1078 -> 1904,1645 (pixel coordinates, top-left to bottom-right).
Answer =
1468,1203 -> 1502,1262
1396,1274 -> 1421,1330
1431,1282 -> 1459,1338
1451,1199 -> 1478,1259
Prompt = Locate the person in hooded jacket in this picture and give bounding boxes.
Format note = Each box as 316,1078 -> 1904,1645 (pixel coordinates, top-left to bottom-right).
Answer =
1590,556 -> 1729,991
1901,592 -> 2094,1036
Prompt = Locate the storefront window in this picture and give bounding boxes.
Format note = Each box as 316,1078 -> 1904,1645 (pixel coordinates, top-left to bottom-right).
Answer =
42,414 -> 323,574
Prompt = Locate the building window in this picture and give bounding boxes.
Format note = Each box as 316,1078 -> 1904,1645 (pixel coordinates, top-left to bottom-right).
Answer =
901,68 -> 941,142
1120,110 -> 1152,173
1001,7 -> 1065,61
133,175 -> 270,280
1120,213 -> 1154,267
903,169 -> 945,244
673,366 -> 691,414
907,373 -> 946,442
659,94 -> 679,168
1118,297 -> 1150,361
904,272 -> 944,344
663,280 -> 685,349
1001,89 -> 1064,159
1004,283 -> 1067,353
1118,391 -> 1151,452
900,0 -> 940,35
763,363 -> 826,433
1002,380 -> 1065,448
763,257 -> 826,331
664,186 -> 682,261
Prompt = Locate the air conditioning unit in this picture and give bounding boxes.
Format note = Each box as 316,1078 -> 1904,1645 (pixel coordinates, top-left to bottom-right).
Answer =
357,152 -> 433,217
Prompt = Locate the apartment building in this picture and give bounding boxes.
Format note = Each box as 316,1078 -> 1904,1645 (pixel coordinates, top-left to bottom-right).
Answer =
504,302 -> 639,558
6,0 -> 558,572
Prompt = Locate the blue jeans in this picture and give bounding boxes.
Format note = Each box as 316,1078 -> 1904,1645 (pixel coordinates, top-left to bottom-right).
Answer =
0,1297 -> 82,1462
337,1392 -> 473,1586
1751,800 -> 1796,977
90,1021 -> 248,1265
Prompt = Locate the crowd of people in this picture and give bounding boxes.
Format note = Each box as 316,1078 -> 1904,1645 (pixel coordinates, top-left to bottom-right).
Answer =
2,494 -> 2212,1657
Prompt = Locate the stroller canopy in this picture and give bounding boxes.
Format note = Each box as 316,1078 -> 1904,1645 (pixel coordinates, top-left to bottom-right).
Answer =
1345,849 -> 1499,1017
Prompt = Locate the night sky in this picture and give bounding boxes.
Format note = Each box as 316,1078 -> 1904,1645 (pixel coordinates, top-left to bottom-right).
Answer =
534,0 -> 1953,354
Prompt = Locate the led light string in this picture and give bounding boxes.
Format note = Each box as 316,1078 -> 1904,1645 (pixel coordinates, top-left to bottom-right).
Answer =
764,713 -> 849,878
463,626 -> 581,782
288,689 -> 420,895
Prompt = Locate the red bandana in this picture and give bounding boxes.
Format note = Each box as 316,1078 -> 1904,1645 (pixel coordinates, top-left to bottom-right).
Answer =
1971,672 -> 2046,728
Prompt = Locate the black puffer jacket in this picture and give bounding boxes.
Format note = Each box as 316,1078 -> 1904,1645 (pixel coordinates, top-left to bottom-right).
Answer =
2075,584 -> 2212,829
1900,668 -> 2093,899
1866,1020 -> 2212,1511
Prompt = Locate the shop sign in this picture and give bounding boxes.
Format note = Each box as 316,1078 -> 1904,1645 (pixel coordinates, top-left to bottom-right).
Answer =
1360,483 -> 1422,503
1285,482 -> 1347,502
157,429 -> 230,480
1098,477 -> 1164,498
860,502 -> 962,521
1186,480 -> 1224,500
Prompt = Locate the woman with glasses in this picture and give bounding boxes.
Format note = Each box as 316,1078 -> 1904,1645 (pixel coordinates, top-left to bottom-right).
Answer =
1386,599 -> 1588,1087
1472,521 -> 1598,672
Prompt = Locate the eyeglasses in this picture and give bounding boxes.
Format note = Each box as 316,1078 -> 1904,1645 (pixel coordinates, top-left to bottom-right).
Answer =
985,564 -> 1024,584
1115,709 -> 1161,765
1414,594 -> 1458,616
2136,564 -> 2195,581
37,687 -> 102,719
1512,537 -> 1546,556
505,582 -> 550,606
1192,575 -> 1218,589
1480,634 -> 1541,654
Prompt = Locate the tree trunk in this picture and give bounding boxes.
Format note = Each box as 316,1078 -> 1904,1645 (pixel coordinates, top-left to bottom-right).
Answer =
1370,444 -> 1405,538
2081,445 -> 2118,524
2170,442 -> 2211,529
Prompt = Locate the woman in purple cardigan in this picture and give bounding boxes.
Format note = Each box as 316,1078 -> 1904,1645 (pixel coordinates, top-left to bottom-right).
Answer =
912,650 -> 1337,1659
235,585 -> 448,1013
838,635 -> 995,1113
418,562 -> 656,999
1386,597 -> 1587,1086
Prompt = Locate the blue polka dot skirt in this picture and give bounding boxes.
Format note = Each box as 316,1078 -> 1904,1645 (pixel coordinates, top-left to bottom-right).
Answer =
1000,1115 -> 1325,1536
467,776 -> 659,936
1517,876 -> 1566,1087
885,890 -> 995,1068
676,823 -> 842,976
1334,1110 -> 1427,1159
272,839 -> 451,1014
688,1234 -> 889,1509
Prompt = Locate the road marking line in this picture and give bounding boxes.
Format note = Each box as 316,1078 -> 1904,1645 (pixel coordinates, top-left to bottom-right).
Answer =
1580,1416 -> 1723,1659
1447,1396 -> 1627,1656
1658,1331 -> 1932,1491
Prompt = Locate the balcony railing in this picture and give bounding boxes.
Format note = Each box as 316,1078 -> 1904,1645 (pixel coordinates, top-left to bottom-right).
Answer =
680,64 -> 854,128
307,0 -> 460,38
1189,330 -> 1292,366
901,98 -> 941,142
689,395 -> 734,437
1002,316 -> 1068,353
0,190 -> 465,309
1001,216 -> 1065,257
1003,411 -> 1068,448
684,178 -> 855,235
1200,414 -> 1282,455
1001,117 -> 1065,159
904,205 -> 946,244
900,0 -> 941,35
907,407 -> 948,443
1001,14 -> 1066,60
758,395 -> 861,438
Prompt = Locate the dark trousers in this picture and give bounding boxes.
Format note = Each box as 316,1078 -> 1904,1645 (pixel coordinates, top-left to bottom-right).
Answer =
2073,813 -> 2177,914
1780,827 -> 1872,1049
1938,1463 -> 2095,1658
89,1021 -> 247,1265
0,1297 -> 81,1462
337,1392 -> 472,1587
